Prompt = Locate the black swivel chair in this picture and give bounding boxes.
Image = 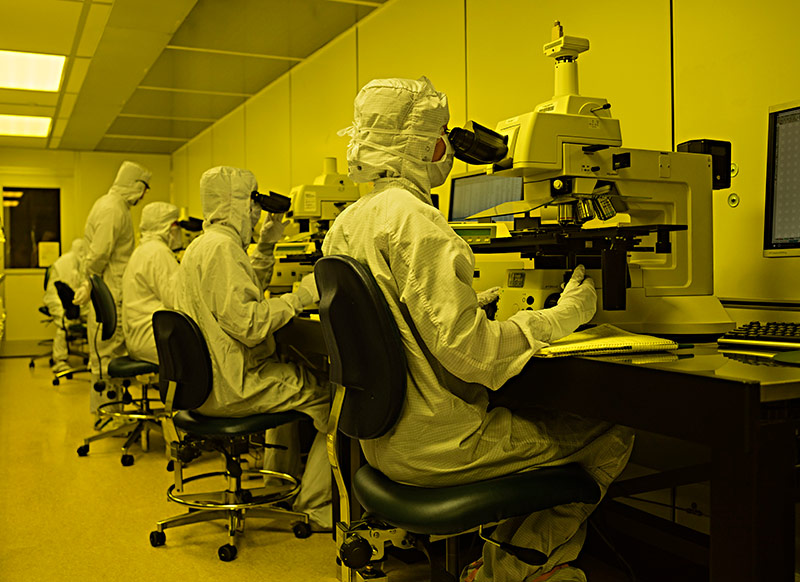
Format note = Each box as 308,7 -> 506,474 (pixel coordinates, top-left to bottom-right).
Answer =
148,309 -> 312,562
75,274 -> 162,466
315,255 -> 603,582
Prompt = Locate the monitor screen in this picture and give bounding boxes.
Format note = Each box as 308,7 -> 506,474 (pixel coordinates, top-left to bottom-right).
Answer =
448,173 -> 524,222
764,101 -> 800,257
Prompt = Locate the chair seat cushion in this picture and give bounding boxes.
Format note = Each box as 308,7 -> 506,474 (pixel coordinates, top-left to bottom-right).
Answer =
353,463 -> 601,535
108,356 -> 159,378
174,409 -> 307,437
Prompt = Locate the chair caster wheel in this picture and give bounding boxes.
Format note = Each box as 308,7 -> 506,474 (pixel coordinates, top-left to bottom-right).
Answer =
240,490 -> 253,503
65,373 -> 73,380
107,390 -> 117,400
83,357 -> 89,365
149,530 -> 166,547
122,392 -> 133,405
49,358 -> 55,366
52,378 -> 60,386
29,361 -> 35,368
121,454 -> 134,466
77,444 -> 89,456
93,381 -> 105,393
292,522 -> 312,539
218,544 -> 237,562
166,460 -> 174,472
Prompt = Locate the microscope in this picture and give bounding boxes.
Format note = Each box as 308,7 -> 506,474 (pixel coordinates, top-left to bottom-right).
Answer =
451,21 -> 733,338
269,158 -> 361,292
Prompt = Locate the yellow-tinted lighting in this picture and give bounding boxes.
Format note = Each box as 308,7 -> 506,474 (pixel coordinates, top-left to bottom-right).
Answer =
3,200 -> 20,208
0,114 -> 52,137
3,191 -> 24,198
0,50 -> 66,92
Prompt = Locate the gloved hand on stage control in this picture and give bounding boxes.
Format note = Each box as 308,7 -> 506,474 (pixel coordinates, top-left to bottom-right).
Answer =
476,286 -> 501,308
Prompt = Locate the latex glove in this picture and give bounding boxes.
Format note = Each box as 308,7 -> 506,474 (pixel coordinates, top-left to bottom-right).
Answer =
476,286 -> 501,308
72,280 -> 92,306
259,213 -> 286,247
294,273 -> 320,307
521,265 -> 595,342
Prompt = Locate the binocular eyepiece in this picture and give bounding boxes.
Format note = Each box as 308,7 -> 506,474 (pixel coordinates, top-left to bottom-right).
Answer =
449,121 -> 509,165
251,190 -> 292,214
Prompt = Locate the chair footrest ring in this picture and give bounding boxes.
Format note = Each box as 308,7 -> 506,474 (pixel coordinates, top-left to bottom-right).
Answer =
167,470 -> 300,510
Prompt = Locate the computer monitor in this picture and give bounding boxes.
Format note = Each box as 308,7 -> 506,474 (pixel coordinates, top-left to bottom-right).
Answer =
448,172 -> 523,222
763,100 -> 800,257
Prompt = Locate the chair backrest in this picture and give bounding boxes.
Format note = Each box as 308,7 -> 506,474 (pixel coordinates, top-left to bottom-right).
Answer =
89,274 -> 116,340
54,281 -> 80,320
314,255 -> 407,440
152,310 -> 213,411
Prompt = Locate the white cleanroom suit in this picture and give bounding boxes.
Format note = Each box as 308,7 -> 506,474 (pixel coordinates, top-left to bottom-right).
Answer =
42,238 -> 87,369
324,77 -> 634,582
74,160 -> 151,416
122,202 -> 180,364
171,166 -> 331,527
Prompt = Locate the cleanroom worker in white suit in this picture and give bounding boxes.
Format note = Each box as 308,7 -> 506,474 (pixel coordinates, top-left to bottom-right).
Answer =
171,166 -> 332,528
42,238 -> 87,373
324,77 -> 635,582
121,201 -> 181,364
73,160 -> 151,423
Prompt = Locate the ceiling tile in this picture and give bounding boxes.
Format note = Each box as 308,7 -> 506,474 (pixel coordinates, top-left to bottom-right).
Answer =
106,115 -> 212,138
0,136 -> 48,149
65,57 -> 91,94
96,136 -> 184,154
142,49 -> 294,95
59,93 -> 78,117
0,88 -> 59,107
0,0 -> 82,55
169,0 -> 370,58
121,88 -> 247,119
77,3 -> 112,57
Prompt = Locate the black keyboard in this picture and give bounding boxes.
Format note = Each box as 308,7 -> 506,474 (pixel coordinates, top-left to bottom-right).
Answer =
718,321 -> 800,351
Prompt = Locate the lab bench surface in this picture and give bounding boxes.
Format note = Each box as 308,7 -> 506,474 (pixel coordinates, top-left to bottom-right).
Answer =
275,319 -> 800,582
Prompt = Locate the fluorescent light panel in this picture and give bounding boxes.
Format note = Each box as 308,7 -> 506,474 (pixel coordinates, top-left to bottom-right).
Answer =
0,114 -> 52,137
0,50 -> 66,92
3,200 -> 20,208
3,191 -> 24,199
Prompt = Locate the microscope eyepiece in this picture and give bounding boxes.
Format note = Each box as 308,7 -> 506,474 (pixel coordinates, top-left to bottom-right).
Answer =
251,190 -> 291,213
448,121 -> 509,165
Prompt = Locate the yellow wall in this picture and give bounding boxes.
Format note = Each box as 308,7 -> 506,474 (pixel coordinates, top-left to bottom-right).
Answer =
171,0 -> 799,306
0,148 -> 170,340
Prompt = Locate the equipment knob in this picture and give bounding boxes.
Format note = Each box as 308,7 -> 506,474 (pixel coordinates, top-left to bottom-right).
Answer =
340,534 -> 373,569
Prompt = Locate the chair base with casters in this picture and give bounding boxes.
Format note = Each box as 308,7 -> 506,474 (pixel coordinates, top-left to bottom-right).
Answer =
149,408 -> 312,561
76,356 -> 163,466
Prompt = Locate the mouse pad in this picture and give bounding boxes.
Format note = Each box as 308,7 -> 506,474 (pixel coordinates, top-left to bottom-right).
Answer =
774,350 -> 800,366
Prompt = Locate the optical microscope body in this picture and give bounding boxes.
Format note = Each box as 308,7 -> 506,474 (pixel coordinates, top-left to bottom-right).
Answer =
269,158 -> 360,292
465,22 -> 733,337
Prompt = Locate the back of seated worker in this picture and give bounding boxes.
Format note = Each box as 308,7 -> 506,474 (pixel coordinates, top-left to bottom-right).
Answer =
122,202 -> 182,364
324,77 -> 635,582
171,165 -> 332,529
43,238 -> 88,373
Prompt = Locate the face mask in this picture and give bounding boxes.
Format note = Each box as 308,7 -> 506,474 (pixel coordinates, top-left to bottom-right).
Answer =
427,132 -> 454,188
250,201 -> 262,229
167,224 -> 183,251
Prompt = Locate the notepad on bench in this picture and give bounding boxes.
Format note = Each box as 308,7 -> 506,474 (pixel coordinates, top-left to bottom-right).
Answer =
534,324 -> 679,358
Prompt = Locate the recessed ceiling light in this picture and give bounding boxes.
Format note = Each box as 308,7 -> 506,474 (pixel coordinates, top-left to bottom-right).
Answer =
0,50 -> 66,92
0,114 -> 52,137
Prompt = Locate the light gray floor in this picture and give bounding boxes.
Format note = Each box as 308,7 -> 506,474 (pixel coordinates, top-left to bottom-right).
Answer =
0,355 -> 427,582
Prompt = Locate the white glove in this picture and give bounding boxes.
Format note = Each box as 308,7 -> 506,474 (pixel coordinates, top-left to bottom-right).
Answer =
258,213 -> 286,248
294,273 -> 320,307
543,265 -> 596,341
72,280 -> 92,306
476,286 -> 501,308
